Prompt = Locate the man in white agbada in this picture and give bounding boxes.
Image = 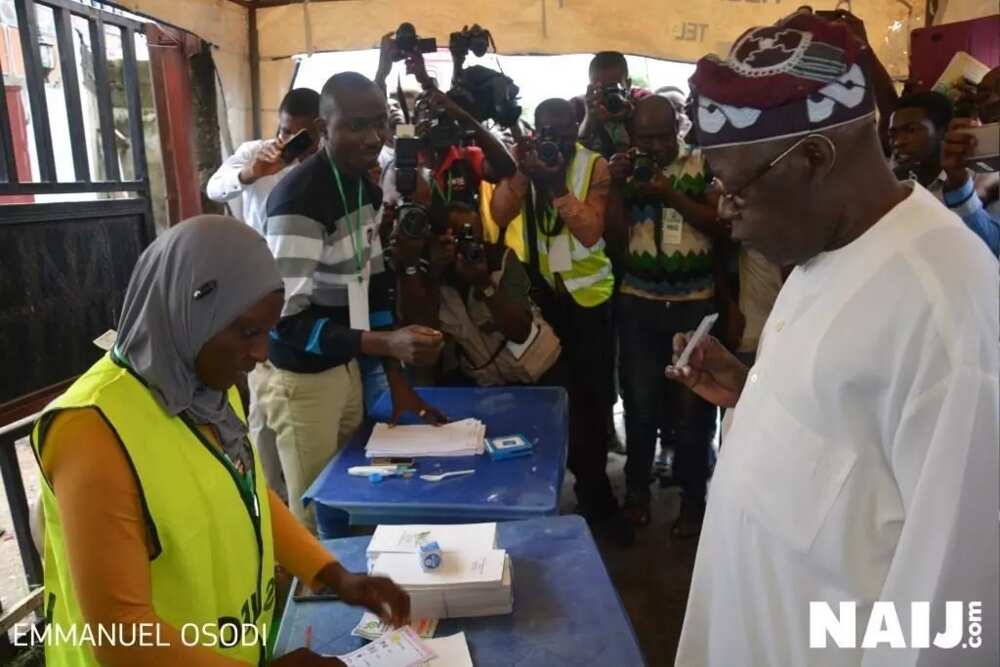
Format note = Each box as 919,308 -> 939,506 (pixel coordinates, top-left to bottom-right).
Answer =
668,10 -> 999,667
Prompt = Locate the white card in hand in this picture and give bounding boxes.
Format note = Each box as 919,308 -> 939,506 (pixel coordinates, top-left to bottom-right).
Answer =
675,313 -> 719,369
348,277 -> 370,331
547,234 -> 573,273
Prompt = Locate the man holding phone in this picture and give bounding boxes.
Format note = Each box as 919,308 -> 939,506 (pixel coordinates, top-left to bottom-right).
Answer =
939,65 -> 1000,257
207,88 -> 322,501
207,88 -> 322,235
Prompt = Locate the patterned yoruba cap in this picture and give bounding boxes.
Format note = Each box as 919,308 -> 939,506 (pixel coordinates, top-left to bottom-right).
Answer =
690,10 -> 874,148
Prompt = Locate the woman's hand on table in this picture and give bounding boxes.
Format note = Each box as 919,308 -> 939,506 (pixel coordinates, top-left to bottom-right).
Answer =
317,561 -> 411,627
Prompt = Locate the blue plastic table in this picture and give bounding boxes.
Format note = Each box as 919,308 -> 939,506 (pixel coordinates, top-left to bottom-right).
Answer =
272,515 -> 645,665
303,387 -> 569,537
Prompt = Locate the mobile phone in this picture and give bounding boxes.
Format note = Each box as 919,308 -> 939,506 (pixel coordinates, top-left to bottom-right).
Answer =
281,129 -> 312,164
963,123 -> 1000,173
292,577 -> 340,603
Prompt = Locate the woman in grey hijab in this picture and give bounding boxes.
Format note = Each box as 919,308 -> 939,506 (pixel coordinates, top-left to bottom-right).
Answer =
114,214 -> 282,472
32,215 -> 409,667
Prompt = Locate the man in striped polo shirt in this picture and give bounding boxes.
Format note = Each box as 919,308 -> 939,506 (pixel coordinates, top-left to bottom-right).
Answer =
253,72 -> 445,531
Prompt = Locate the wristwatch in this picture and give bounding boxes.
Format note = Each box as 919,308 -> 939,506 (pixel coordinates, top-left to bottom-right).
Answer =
479,283 -> 497,299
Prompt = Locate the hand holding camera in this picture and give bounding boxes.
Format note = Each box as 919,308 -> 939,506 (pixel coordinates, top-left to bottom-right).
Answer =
455,222 -> 489,283
608,149 -> 661,186
585,82 -> 633,124
518,136 -> 568,192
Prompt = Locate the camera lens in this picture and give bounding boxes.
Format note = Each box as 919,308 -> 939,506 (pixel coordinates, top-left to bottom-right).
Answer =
632,154 -> 657,183
538,140 -> 562,166
398,202 -> 429,239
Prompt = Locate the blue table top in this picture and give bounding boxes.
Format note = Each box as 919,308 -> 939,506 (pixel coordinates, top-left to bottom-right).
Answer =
303,387 -> 569,524
273,515 -> 645,665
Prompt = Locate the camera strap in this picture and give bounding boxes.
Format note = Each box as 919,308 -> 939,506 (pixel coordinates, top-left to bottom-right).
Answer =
432,172 -> 454,203
326,155 -> 366,279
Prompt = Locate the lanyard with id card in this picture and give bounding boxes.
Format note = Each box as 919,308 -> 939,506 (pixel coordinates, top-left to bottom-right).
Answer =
661,207 -> 684,246
328,155 -> 371,330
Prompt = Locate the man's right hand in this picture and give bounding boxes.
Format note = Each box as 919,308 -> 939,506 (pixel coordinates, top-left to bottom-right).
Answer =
941,118 -> 980,191
665,332 -> 748,408
386,325 -> 444,366
584,83 -> 611,124
270,648 -> 345,666
375,30 -> 397,82
239,139 -> 285,185
608,152 -> 633,184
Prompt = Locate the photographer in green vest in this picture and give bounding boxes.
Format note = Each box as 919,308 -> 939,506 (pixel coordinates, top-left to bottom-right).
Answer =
32,216 -> 408,666
490,98 -> 633,547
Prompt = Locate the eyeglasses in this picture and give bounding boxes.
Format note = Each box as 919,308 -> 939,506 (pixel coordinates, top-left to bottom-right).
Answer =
715,133 -> 837,214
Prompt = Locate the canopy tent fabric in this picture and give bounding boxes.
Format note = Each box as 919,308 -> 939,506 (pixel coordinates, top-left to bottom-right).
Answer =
118,0 -> 998,149
256,0 -> 926,73
253,0 -> 926,119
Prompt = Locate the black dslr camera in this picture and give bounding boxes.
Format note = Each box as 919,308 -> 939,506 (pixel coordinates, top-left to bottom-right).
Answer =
601,83 -> 630,114
457,223 -> 485,264
394,130 -> 430,239
631,151 -> 658,183
392,22 -> 437,61
413,93 -> 465,150
449,24 -> 493,59
536,129 -> 563,167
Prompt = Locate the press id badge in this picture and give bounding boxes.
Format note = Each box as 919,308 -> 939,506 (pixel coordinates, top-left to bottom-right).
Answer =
547,234 -> 573,273
347,275 -> 370,331
661,208 -> 684,246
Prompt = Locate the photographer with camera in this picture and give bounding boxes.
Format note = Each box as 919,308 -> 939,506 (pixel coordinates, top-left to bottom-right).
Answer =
604,95 -> 730,535
491,98 -> 633,546
579,51 -> 650,159
412,202 -> 561,386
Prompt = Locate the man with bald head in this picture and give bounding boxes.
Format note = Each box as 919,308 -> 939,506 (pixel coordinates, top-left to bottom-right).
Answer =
667,11 -> 998,666
491,98 -> 634,546
604,95 -> 725,533
256,72 -> 445,532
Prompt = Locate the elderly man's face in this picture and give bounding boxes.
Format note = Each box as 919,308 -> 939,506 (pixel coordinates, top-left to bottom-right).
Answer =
708,137 -> 833,267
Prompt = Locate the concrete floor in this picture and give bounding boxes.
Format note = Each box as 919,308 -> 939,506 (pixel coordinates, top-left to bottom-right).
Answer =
560,448 -> 698,667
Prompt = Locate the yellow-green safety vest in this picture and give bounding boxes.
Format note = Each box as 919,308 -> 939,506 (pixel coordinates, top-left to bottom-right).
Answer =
31,353 -> 275,666
524,143 -> 614,308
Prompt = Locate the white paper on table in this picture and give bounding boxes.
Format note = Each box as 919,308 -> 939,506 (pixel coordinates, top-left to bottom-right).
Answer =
367,524 -> 497,558
421,633 -> 473,667
371,549 -> 507,589
335,626 -> 435,667
365,418 -> 487,458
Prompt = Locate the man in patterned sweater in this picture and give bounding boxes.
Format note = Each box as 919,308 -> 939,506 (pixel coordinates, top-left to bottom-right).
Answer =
605,95 -> 729,534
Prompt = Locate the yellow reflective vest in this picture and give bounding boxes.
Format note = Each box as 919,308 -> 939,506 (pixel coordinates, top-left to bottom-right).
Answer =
31,353 -> 275,666
524,144 -> 614,308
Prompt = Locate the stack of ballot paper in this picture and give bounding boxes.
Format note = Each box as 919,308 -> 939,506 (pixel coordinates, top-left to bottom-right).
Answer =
367,523 -> 498,566
365,419 -> 487,458
368,523 -> 512,619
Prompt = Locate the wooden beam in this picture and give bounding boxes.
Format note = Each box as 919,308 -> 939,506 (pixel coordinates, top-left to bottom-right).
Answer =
0,589 -> 44,635
250,7 -> 261,138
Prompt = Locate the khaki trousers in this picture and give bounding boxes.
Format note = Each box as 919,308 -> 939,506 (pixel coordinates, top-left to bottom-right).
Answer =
251,360 -> 363,532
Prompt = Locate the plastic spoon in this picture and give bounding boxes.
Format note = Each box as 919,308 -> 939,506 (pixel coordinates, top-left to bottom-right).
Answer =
419,469 -> 475,482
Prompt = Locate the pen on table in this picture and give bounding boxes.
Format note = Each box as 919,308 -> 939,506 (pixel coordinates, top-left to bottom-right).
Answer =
305,624 -> 312,650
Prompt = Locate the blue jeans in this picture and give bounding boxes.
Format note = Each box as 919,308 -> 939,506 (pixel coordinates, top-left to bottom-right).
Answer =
617,293 -> 717,502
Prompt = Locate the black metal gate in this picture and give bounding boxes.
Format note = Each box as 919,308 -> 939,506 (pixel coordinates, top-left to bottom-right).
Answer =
0,0 -> 158,633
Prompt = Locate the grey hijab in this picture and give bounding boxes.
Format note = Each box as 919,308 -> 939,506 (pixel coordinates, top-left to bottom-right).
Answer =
114,215 -> 282,471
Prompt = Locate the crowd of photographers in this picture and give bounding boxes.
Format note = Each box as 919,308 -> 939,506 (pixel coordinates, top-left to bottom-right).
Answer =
207,13 -> 1000,547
